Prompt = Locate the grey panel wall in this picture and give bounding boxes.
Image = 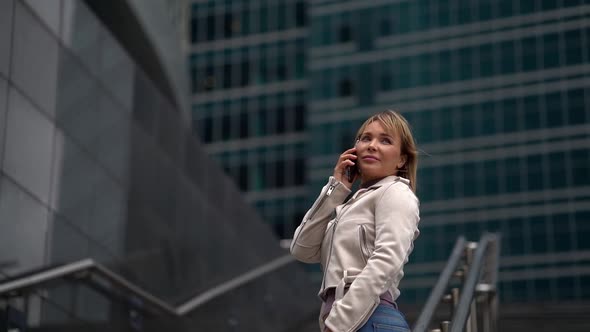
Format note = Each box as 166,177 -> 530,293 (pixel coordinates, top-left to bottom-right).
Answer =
11,0 -> 58,117
0,0 -> 12,76
0,1 -> 317,331
0,77 -> 7,167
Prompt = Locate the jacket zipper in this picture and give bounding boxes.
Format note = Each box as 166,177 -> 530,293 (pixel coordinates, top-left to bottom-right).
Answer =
320,202 -> 353,291
358,225 -> 370,264
310,181 -> 337,221
292,180 -> 339,248
320,218 -> 338,291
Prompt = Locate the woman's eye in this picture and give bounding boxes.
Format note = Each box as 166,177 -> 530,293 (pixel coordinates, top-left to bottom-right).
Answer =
381,138 -> 392,144
360,136 -> 371,142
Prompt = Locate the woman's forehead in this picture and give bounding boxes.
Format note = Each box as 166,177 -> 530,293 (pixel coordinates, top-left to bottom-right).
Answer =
363,120 -> 399,136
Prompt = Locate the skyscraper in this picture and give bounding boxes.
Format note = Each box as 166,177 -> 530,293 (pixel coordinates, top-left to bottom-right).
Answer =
308,0 -> 590,307
189,0 -> 311,241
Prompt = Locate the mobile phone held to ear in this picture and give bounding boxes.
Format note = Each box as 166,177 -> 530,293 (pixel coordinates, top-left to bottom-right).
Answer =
346,152 -> 358,182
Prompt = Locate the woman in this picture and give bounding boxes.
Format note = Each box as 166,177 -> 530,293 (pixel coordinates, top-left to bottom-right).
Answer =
290,110 -> 420,332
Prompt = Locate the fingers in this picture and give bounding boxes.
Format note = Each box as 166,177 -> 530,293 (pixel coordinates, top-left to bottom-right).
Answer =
335,152 -> 356,172
338,155 -> 357,167
333,148 -> 358,187
338,148 -> 357,163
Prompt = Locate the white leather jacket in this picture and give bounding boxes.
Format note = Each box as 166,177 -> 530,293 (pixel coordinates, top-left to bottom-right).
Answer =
291,176 -> 420,332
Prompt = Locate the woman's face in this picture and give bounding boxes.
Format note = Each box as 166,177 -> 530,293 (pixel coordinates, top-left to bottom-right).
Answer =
356,121 -> 406,183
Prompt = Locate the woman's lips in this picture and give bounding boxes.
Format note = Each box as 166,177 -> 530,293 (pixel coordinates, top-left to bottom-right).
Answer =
362,156 -> 379,162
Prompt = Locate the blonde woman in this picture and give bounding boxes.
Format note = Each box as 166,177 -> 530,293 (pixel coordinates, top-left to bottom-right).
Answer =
291,111 -> 420,332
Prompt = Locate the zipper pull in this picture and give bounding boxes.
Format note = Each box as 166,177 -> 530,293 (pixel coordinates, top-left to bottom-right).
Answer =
326,184 -> 335,196
326,181 -> 340,196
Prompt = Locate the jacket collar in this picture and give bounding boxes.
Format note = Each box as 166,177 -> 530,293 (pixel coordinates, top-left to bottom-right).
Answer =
348,176 -> 410,202
364,175 -> 410,190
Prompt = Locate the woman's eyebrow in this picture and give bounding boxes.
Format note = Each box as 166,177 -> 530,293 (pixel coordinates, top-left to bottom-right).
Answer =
361,132 -> 393,138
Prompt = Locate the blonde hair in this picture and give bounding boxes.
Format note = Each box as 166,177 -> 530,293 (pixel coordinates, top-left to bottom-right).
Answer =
355,110 -> 418,192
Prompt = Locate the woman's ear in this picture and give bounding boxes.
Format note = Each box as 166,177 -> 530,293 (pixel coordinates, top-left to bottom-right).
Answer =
398,155 -> 407,169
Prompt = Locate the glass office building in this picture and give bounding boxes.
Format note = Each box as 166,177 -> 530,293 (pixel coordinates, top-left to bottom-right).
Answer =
0,1 -> 316,331
309,0 -> 590,306
189,0 -> 311,241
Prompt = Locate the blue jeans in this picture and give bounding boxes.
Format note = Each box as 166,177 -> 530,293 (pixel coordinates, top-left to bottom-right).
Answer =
357,304 -> 410,332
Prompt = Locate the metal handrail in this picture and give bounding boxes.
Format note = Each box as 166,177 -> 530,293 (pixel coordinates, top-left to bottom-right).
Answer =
450,233 -> 497,332
412,237 -> 466,332
0,254 -> 295,317
177,254 -> 294,315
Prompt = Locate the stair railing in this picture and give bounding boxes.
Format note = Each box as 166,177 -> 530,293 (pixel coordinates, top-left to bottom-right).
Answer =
0,254 -> 295,323
412,233 -> 500,332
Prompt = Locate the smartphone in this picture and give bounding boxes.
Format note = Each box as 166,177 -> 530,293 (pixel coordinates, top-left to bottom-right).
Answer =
346,152 -> 358,182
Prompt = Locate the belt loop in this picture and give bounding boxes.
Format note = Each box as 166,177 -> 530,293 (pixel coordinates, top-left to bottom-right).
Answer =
335,270 -> 348,300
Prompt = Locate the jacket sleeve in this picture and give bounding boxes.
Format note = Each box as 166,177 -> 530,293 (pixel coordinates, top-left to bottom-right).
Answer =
290,177 -> 351,263
324,183 -> 420,332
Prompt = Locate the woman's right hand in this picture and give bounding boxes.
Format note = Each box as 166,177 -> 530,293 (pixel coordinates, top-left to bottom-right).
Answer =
333,147 -> 358,189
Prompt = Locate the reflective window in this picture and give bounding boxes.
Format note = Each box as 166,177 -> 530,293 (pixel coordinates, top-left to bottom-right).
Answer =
551,213 -> 573,252
543,33 -> 560,69
206,14 -> 215,40
0,78 -> 6,164
295,1 -> 307,27
575,211 -> 590,250
566,89 -> 587,125
502,99 -> 519,133
545,92 -> 564,128
12,2 -> 58,116
521,37 -> 539,72
0,177 -> 49,277
459,105 -> 476,137
483,160 -> 500,195
339,78 -> 353,97
338,23 -> 352,43
4,88 -> 54,204
0,0 -> 13,76
571,149 -> 590,186
526,155 -> 544,191
548,152 -> 568,188
564,30 -> 583,65
259,4 -> 268,33
504,157 -> 521,193
523,95 -> 541,130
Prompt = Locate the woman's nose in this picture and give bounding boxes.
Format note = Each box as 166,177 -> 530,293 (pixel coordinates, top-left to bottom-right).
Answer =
368,139 -> 378,150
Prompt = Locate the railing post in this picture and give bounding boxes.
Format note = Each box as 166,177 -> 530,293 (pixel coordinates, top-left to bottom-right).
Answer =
489,290 -> 498,332
485,235 -> 500,332
464,242 -> 478,332
451,287 -> 460,315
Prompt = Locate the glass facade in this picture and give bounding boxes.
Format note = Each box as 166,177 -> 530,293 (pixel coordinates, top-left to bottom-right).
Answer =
309,0 -> 590,305
0,1 -> 316,331
189,0 -> 310,240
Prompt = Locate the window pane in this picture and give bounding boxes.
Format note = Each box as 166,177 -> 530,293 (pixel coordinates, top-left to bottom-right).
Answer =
545,92 -> 564,128
296,1 -> 307,27
5,88 -> 54,203
566,89 -> 586,125
571,149 -> 590,186
543,33 -> 560,68
526,155 -> 544,191
0,0 -> 12,75
0,178 -> 49,274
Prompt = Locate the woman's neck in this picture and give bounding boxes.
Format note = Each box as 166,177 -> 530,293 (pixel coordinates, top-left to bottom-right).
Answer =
360,176 -> 387,189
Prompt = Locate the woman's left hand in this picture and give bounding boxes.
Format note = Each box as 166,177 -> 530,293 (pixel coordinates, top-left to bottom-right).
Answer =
333,147 -> 358,189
